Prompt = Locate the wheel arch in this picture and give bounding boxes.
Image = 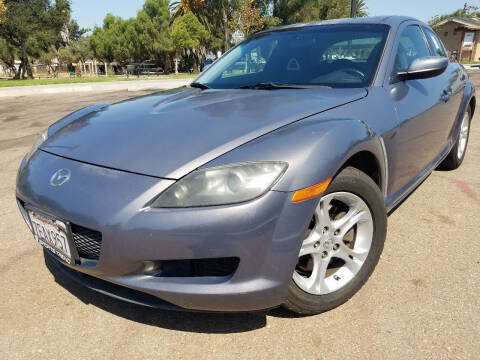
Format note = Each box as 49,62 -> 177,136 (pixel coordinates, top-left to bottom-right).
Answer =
336,151 -> 383,191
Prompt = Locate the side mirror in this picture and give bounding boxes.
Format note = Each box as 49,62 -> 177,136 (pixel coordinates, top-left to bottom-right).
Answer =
396,56 -> 448,82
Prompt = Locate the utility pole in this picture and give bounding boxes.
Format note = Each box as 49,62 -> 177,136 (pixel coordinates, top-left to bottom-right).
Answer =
350,0 -> 355,18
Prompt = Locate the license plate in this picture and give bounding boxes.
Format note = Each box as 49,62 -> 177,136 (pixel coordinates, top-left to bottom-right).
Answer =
28,210 -> 73,264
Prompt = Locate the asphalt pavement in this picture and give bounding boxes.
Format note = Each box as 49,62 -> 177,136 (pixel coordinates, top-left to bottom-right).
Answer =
0,76 -> 479,359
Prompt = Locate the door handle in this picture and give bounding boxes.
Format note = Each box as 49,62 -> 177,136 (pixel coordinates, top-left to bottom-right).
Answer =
441,90 -> 451,103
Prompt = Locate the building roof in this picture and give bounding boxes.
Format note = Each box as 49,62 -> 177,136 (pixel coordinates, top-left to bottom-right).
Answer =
436,17 -> 480,30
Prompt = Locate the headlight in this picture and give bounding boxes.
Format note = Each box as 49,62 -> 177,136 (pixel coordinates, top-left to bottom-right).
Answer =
151,161 -> 288,208
26,129 -> 48,161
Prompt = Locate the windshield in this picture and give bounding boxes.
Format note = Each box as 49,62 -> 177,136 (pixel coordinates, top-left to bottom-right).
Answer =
196,24 -> 390,89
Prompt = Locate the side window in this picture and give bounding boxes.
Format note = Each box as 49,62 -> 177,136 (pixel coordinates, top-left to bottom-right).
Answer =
322,37 -> 383,62
394,25 -> 430,73
425,29 -> 447,57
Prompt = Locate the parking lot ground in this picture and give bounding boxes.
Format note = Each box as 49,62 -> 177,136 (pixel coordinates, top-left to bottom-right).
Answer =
1,80 -> 479,359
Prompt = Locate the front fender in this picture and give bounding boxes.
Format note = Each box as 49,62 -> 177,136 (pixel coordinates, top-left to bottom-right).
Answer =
447,79 -> 475,146
203,116 -> 387,194
464,79 -> 475,118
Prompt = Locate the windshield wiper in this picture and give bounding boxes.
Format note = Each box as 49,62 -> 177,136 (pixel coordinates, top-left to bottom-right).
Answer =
190,82 -> 209,90
239,82 -> 331,90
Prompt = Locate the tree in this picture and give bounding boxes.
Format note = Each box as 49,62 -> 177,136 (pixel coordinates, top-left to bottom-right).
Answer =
273,0 -> 320,24
135,0 -> 174,72
429,6 -> 480,28
103,16 -> 133,65
172,11 -> 209,71
89,14 -> 117,75
230,0 -> 265,37
319,0 -> 368,20
0,0 -> 70,79
174,0 -> 367,52
123,18 -> 144,62
271,0 -> 367,25
351,0 -> 368,17
89,1 -> 175,74
71,37 -> 93,74
67,19 -> 89,41
0,37 -> 16,74
39,44 -> 77,74
86,0 -> 371,76
217,0 -> 234,51
38,46 -> 59,74
173,0 -> 234,52
0,0 -> 6,23
57,46 -> 74,67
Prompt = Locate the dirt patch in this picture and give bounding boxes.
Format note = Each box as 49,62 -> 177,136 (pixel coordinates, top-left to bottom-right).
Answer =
410,278 -> 427,288
28,121 -> 44,128
0,134 -> 36,152
3,115 -> 19,122
435,213 -> 455,225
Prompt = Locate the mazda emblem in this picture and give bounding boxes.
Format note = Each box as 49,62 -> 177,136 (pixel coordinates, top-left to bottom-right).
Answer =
50,169 -> 71,187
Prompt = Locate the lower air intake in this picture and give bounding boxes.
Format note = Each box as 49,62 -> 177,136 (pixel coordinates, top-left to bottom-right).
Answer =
154,257 -> 240,277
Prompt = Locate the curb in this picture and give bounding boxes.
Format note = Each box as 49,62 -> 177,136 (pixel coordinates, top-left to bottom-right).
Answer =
0,79 -> 192,98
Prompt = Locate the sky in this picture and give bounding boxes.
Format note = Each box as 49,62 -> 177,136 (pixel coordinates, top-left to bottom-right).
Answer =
71,0 -> 475,30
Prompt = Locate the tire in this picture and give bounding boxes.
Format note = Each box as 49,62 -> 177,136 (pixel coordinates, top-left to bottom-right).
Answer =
438,106 -> 471,170
282,167 -> 387,315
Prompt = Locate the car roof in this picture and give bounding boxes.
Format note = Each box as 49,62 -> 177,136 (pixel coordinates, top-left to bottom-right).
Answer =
259,16 -> 428,33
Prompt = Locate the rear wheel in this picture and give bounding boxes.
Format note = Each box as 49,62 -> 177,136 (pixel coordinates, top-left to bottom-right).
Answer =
438,107 -> 471,170
282,167 -> 387,315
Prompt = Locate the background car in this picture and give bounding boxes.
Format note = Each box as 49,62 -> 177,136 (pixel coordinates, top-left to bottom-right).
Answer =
127,62 -> 163,76
201,59 -> 214,72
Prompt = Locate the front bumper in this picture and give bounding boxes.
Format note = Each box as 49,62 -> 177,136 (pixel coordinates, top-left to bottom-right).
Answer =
16,150 -> 317,311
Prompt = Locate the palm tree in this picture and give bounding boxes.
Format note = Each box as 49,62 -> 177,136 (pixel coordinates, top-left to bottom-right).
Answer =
171,0 -> 232,51
351,0 -> 368,17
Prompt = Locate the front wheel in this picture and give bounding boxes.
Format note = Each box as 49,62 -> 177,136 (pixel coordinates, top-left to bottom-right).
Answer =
282,167 -> 387,315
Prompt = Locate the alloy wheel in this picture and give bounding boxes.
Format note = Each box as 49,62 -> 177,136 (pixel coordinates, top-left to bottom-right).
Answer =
293,192 -> 374,295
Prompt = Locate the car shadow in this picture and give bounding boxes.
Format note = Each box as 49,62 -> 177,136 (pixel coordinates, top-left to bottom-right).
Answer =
44,254 -> 269,334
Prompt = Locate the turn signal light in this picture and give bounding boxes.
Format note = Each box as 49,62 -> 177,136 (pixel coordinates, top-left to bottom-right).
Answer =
291,178 -> 332,203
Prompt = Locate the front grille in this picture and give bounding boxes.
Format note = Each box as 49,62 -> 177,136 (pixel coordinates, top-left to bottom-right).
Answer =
70,224 -> 102,260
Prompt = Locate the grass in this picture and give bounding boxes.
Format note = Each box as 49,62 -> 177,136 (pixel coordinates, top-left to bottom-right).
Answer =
0,74 -> 197,88
460,61 -> 480,65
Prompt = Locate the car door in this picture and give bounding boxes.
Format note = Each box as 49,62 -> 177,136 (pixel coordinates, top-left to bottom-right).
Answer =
423,27 -> 465,144
385,24 -> 454,197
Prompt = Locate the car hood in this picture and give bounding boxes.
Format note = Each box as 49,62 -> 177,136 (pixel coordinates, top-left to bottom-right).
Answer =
42,87 -> 367,179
